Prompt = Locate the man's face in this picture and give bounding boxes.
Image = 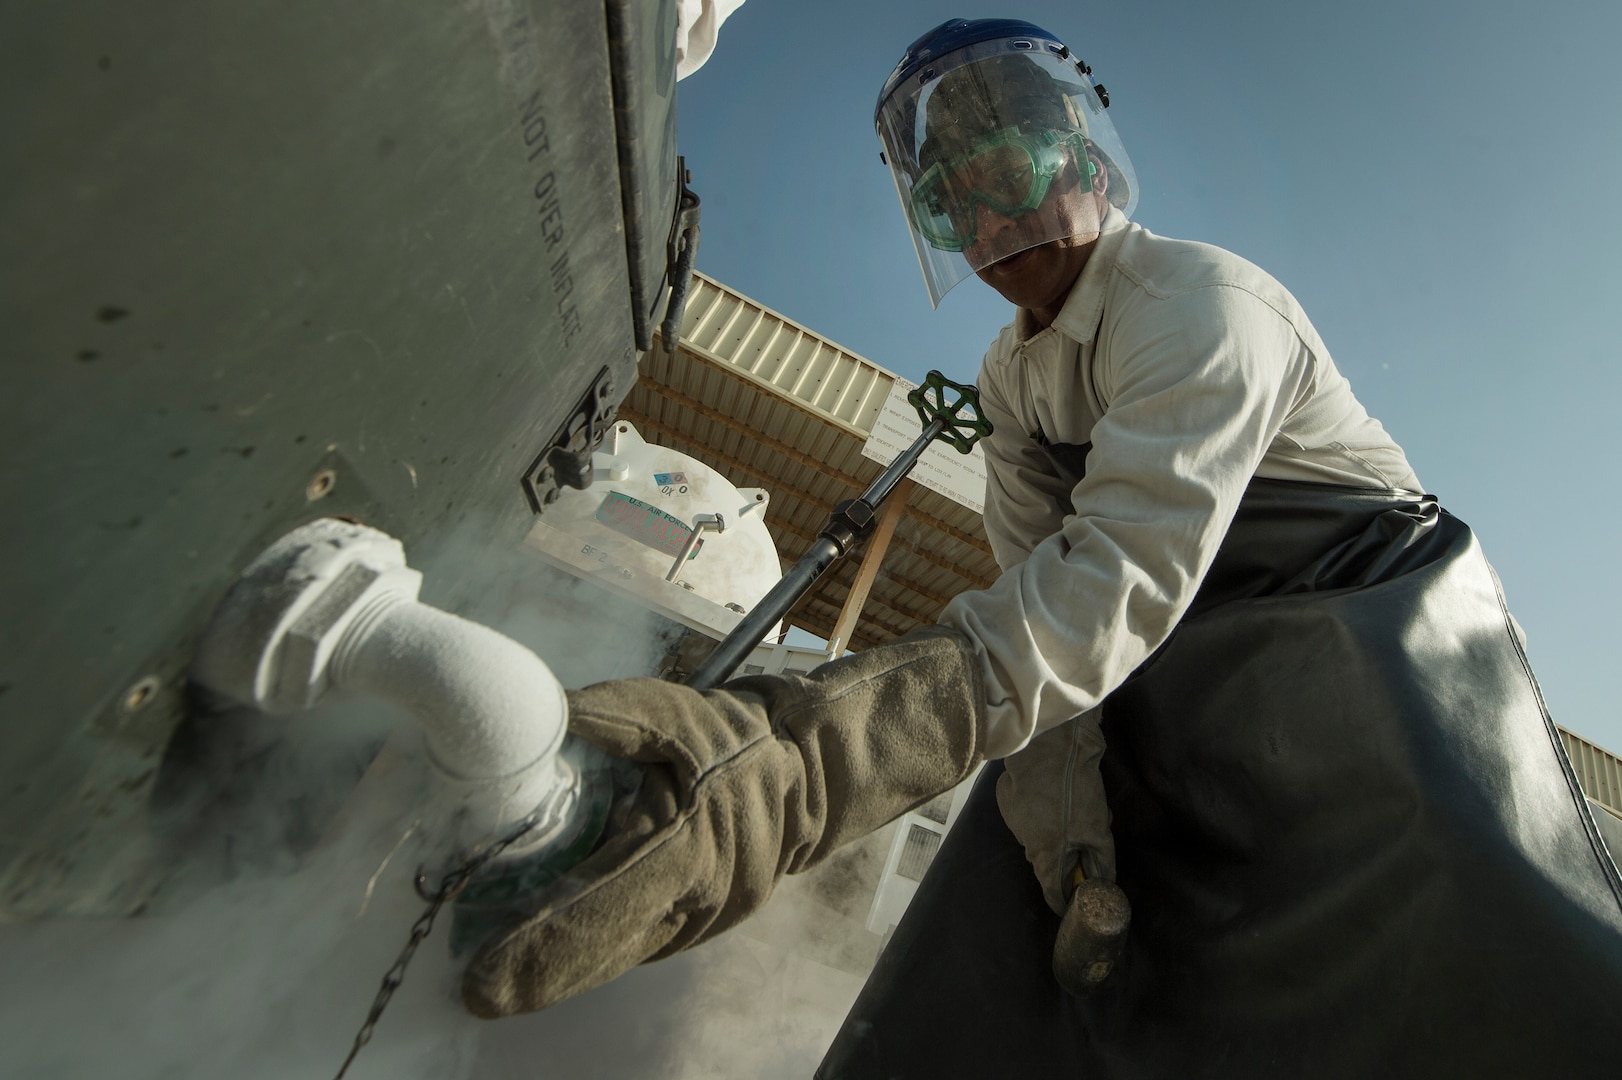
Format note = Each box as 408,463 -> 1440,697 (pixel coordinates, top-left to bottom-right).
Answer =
968,151 -> 1108,315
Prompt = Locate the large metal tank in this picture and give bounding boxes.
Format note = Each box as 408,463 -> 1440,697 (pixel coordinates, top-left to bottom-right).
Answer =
0,0 -> 681,918
0,7 -> 911,1079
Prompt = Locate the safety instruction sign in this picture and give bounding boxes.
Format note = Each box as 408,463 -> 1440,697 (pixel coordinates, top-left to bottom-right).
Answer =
860,377 -> 987,515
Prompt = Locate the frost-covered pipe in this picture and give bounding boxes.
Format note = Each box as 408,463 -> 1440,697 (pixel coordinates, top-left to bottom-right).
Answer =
329,589 -> 576,850
192,518 -> 578,858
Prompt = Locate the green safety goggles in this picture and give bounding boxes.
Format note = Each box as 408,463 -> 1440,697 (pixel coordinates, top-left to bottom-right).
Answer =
909,128 -> 1096,252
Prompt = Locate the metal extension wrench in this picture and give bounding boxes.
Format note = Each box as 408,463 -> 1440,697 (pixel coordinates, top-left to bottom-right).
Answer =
685,369 -> 991,690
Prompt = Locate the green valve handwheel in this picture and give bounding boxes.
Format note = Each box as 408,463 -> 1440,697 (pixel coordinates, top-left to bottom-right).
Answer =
907,370 -> 993,453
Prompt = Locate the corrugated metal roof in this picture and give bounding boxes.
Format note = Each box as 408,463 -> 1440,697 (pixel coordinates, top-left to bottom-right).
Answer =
1559,726 -> 1622,819
621,270 -> 998,651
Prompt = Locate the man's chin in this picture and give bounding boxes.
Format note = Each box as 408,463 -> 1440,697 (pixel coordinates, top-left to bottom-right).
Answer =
971,239 -> 1045,274
971,237 -> 1093,315
987,247 -> 1039,273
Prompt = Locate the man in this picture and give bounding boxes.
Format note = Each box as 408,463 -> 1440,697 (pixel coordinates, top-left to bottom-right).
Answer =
464,18 -> 1622,1077
874,20 -> 1423,983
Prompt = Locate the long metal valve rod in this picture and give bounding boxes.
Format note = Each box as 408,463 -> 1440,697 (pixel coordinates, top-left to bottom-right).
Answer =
683,413 -> 948,691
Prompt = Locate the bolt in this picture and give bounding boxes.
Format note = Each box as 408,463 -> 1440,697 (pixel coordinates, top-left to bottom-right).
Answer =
306,468 -> 337,501
121,675 -> 161,713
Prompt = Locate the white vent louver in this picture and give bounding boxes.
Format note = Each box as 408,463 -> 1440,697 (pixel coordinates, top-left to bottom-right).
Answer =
896,822 -> 944,882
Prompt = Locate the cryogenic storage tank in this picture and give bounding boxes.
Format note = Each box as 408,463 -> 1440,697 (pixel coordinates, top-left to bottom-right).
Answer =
0,0 -> 682,919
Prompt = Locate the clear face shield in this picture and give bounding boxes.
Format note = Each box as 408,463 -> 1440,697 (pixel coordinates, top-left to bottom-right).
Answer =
877,39 -> 1138,307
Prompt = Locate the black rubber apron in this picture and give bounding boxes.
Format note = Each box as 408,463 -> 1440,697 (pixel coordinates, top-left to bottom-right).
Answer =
818,478 -> 1622,1079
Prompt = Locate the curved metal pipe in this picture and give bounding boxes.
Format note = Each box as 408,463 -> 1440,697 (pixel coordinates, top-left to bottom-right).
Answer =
330,590 -> 577,851
193,518 -> 578,856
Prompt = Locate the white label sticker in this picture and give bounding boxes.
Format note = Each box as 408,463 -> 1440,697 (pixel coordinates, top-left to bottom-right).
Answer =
860,377 -> 987,515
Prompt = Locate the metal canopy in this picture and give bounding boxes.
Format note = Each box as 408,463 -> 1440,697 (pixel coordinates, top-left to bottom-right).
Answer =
620,271 -> 999,652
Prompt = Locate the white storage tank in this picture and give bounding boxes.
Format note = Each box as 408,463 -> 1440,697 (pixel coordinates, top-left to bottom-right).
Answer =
524,420 -> 782,641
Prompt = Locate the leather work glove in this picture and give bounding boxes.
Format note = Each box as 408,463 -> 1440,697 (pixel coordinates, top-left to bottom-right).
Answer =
995,711 -> 1118,916
997,713 -> 1130,996
461,625 -> 986,1018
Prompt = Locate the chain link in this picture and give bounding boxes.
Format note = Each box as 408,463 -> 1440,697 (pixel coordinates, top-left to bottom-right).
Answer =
333,806 -> 549,1080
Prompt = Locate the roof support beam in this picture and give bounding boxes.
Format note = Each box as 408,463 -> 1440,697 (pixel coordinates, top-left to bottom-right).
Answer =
765,514 -> 977,606
791,591 -> 912,651
826,478 -> 914,656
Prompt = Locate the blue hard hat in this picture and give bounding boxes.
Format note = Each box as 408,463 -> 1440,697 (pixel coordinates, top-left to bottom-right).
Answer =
875,18 -> 1067,126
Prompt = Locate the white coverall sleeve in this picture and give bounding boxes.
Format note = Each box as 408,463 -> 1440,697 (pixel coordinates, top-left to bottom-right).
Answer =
942,284 -> 1314,758
975,368 -> 1074,572
675,0 -> 747,79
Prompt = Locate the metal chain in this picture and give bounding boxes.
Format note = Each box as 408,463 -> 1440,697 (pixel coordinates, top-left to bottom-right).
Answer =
333,806 -> 549,1080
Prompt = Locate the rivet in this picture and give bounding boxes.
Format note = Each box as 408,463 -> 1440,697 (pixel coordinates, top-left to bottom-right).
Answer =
305,468 -> 337,501
122,675 -> 161,713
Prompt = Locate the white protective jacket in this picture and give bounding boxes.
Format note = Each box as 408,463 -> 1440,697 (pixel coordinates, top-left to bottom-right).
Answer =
940,209 -> 1422,758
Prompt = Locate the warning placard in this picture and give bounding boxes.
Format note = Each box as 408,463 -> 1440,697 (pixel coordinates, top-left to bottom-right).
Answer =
860,377 -> 987,515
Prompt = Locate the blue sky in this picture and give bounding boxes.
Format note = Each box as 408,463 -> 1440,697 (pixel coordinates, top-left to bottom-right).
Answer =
674,0 -> 1622,754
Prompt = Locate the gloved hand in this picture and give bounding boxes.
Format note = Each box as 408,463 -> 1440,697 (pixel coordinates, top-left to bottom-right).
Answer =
996,711 -> 1130,996
995,711 -> 1117,915
461,625 -> 986,1018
